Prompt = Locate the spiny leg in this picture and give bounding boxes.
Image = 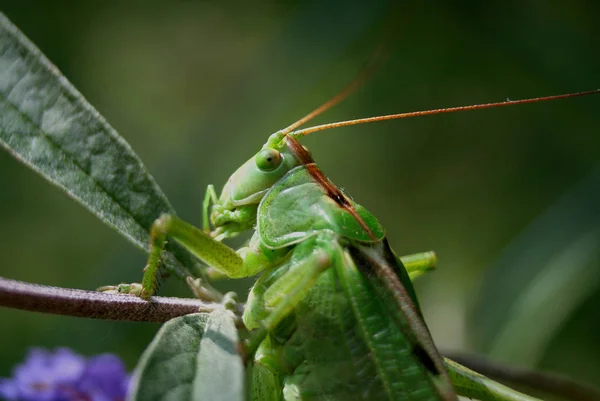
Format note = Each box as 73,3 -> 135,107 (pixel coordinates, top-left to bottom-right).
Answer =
101,214 -> 272,298
125,214 -> 239,297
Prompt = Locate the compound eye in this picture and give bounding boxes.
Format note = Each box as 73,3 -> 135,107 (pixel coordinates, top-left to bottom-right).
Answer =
256,148 -> 283,171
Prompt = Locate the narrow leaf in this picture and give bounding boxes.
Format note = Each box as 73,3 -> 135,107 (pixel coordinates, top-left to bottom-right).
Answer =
445,358 -> 541,401
128,311 -> 244,401
0,13 -> 195,279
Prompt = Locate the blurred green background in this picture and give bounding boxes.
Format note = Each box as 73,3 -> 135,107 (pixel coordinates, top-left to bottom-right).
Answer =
1,0 -> 599,390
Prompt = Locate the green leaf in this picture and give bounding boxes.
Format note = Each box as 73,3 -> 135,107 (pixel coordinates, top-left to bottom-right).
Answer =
0,13 -> 195,279
194,310 -> 246,401
128,310 -> 245,401
445,358 -> 541,401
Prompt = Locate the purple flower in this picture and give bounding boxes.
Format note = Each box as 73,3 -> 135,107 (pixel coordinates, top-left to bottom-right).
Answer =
77,355 -> 129,401
0,348 -> 130,401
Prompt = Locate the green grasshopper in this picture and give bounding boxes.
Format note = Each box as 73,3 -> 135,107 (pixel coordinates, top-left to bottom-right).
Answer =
103,87 -> 598,401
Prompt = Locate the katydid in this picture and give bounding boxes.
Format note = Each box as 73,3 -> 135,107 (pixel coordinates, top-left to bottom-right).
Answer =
102,87 -> 599,401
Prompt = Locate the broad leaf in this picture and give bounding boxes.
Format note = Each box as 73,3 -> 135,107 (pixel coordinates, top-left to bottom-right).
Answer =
128,311 -> 244,401
0,13 -> 196,279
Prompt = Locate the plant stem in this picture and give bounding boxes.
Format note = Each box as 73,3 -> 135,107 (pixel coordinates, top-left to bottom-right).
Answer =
0,276 -> 228,322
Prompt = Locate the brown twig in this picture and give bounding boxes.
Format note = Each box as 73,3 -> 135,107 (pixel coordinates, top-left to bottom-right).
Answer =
0,276 -> 226,322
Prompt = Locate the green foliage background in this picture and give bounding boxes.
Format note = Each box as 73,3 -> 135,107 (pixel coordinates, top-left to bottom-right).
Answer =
1,0 -> 599,388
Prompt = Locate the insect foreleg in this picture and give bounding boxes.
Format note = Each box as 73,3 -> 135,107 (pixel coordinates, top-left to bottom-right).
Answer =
101,214 -> 281,298
136,214 -> 243,297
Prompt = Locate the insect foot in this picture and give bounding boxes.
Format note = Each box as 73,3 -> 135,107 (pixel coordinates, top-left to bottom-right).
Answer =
96,283 -> 145,296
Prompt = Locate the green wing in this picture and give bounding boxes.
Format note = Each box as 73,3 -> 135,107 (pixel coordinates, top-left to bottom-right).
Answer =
344,241 -> 456,400
276,239 -> 455,401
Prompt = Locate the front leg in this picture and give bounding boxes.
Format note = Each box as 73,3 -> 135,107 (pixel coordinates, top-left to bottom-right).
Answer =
141,214 -> 241,298
101,214 -> 280,298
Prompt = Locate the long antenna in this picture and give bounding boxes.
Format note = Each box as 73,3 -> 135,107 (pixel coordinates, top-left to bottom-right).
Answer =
291,89 -> 600,137
280,46 -> 388,136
